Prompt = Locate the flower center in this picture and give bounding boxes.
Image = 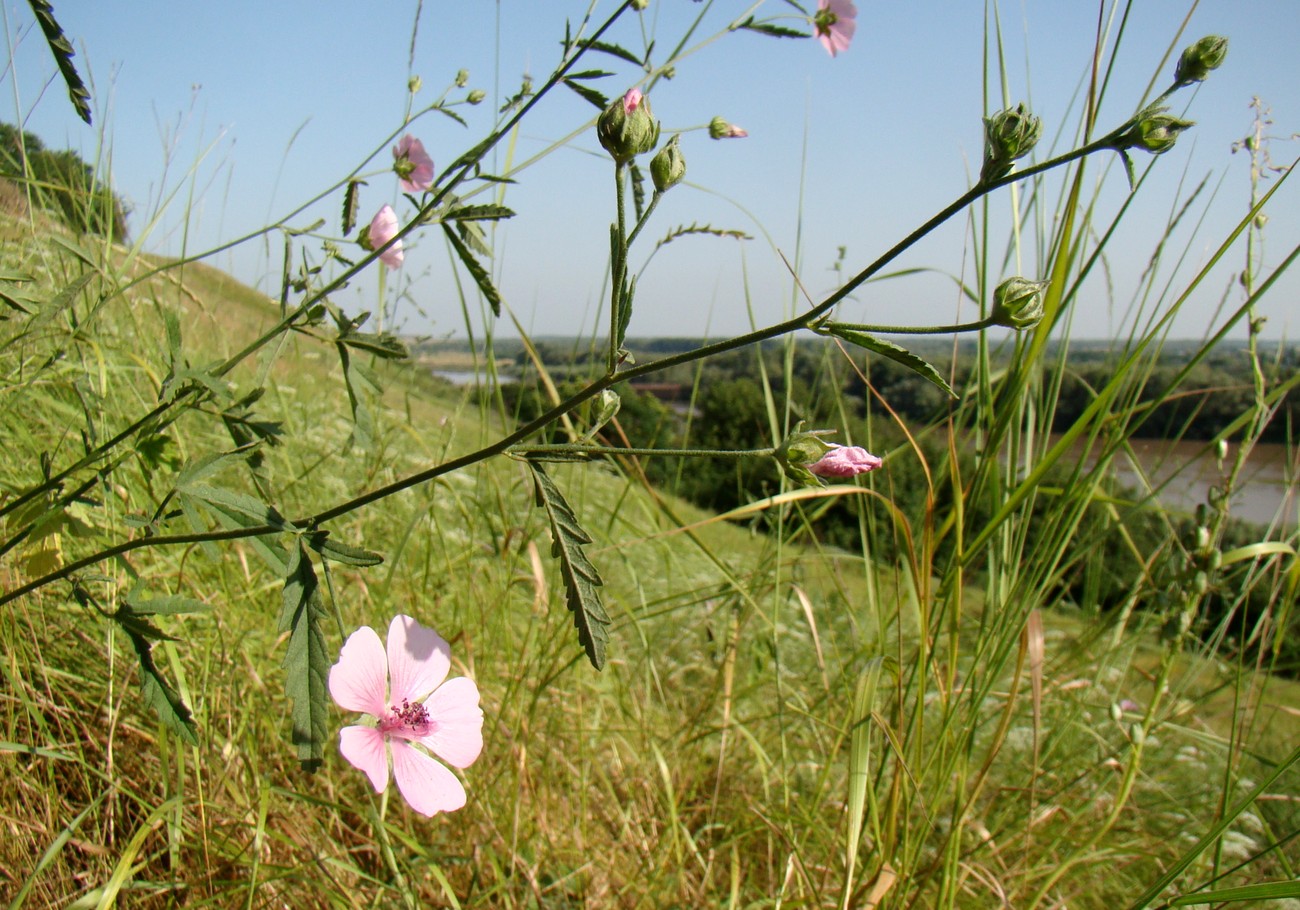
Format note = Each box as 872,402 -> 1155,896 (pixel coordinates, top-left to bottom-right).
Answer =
381,697 -> 433,737
814,11 -> 839,33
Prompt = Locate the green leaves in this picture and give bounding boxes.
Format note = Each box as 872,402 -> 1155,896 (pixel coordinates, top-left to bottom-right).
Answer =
733,16 -> 810,40
528,463 -> 611,670
443,222 -> 503,317
278,542 -> 331,770
110,589 -> 210,747
341,179 -> 365,236
817,324 -> 957,399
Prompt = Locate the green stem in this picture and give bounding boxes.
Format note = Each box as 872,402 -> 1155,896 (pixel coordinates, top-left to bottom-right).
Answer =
821,317 -> 998,336
509,444 -> 776,459
609,161 -> 629,372
0,1 -> 637,526
369,791 -> 417,910
0,119 -> 1146,607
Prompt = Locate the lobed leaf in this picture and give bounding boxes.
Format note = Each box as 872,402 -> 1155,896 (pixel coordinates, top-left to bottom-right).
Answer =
528,463 -> 611,670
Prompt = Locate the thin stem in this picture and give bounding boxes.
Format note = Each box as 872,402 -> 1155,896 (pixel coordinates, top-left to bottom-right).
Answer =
609,160 -> 628,372
821,317 -> 999,336
508,444 -> 776,459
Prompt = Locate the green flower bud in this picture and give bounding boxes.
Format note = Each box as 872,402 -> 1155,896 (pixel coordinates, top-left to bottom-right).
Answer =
1175,35 -> 1227,85
408,75 -> 423,94
980,103 -> 1042,183
455,69 -> 470,88
1118,104 -> 1195,155
597,88 -> 660,164
650,135 -> 686,193
708,116 -> 748,140
466,89 -> 486,105
990,277 -> 1049,329
631,0 -> 650,9
774,424 -> 836,487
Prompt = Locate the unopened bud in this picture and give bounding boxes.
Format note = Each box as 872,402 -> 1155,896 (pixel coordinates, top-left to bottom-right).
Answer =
1119,104 -> 1195,155
455,69 -> 470,88
990,277 -> 1048,329
980,103 -> 1042,183
1174,36 -> 1227,85
650,135 -> 686,192
466,89 -> 486,105
408,75 -> 423,94
597,88 -> 660,164
708,116 -> 749,140
631,0 -> 650,9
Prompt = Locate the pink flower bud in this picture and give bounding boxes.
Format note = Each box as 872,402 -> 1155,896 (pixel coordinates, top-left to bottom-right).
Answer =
808,444 -> 882,478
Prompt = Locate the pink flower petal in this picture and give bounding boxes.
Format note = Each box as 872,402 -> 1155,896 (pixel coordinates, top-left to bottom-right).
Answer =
339,725 -> 390,792
417,676 -> 484,769
368,205 -> 404,270
392,134 -> 435,193
389,740 -> 467,816
808,444 -> 882,478
386,615 -> 451,704
622,88 -> 643,114
329,625 -> 389,716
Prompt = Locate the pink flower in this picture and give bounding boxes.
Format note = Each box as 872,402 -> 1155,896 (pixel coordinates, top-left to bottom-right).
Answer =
392,134 -> 434,193
808,444 -> 882,478
329,615 -> 483,816
622,87 -> 644,114
366,204 -> 404,269
813,0 -> 857,57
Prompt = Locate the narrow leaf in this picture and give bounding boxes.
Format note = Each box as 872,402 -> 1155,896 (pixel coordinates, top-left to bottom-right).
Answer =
337,330 -> 410,360
444,204 -> 516,223
121,624 -> 199,746
341,179 -> 365,236
308,530 -> 384,567
279,542 -> 330,769
821,325 -> 957,399
564,78 -> 609,110
734,17 -> 811,39
443,223 -> 502,317
528,463 -> 611,670
578,38 -> 644,67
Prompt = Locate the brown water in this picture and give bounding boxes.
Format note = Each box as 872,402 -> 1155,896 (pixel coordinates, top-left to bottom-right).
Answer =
1064,438 -> 1298,529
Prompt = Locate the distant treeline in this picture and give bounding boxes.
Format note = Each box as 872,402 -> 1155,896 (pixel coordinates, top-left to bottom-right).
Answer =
0,123 -> 128,238
490,336 -> 1298,672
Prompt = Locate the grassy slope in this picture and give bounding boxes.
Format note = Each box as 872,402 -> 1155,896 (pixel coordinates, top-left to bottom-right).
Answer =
2,216 -> 1298,908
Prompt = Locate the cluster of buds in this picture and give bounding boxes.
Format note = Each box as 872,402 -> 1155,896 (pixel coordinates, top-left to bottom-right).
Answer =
597,88 -> 661,164
980,103 -> 1042,184
989,277 -> 1049,330
776,425 -> 882,486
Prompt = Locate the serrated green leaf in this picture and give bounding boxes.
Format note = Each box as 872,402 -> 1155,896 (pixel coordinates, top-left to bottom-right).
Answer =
564,78 -> 608,110
279,542 -> 330,769
121,624 -> 199,745
336,341 -> 378,450
629,160 -> 647,221
27,271 -> 96,335
821,325 -> 957,399
341,179 -> 365,236
443,223 -> 502,317
579,38 -> 645,68
122,594 -> 211,616
182,483 -> 291,530
528,463 -> 611,670
734,17 -> 811,39
653,223 -> 752,253
337,330 -> 410,360
444,204 -> 516,223
308,531 -> 384,567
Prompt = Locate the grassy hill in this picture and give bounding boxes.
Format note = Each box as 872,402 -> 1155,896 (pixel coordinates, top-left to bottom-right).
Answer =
2,209 -> 1299,910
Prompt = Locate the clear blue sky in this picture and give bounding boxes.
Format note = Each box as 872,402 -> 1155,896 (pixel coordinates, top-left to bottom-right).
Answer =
5,1 -> 1299,341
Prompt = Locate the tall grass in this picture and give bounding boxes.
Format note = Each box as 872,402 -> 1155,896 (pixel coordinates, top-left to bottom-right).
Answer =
2,2 -> 1298,908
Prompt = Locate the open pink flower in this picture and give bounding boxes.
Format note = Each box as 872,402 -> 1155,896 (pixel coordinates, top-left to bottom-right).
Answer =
813,0 -> 857,57
392,134 -> 434,193
366,204 -> 404,269
329,615 -> 483,816
808,444 -> 882,478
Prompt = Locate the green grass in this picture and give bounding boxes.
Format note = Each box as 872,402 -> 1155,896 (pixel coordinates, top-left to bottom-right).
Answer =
3,5 -> 1300,908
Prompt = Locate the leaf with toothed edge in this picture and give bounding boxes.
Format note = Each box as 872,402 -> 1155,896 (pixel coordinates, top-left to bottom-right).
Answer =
279,542 -> 330,770
443,223 -> 502,317
341,179 -> 365,236
528,463 -> 611,670
820,325 -> 958,399
116,618 -> 199,745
